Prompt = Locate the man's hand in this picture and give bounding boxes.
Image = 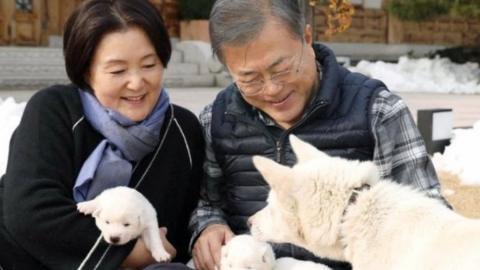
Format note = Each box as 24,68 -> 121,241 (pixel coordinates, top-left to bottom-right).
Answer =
192,224 -> 234,270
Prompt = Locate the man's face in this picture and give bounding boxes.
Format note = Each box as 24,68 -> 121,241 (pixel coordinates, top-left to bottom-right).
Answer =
222,19 -> 318,129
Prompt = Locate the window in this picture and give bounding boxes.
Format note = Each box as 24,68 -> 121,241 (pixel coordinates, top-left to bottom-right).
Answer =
16,0 -> 33,12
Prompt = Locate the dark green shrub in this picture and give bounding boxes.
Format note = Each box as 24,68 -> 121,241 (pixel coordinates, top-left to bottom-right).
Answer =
389,0 -> 480,21
450,0 -> 480,19
388,0 -> 451,21
178,0 -> 215,20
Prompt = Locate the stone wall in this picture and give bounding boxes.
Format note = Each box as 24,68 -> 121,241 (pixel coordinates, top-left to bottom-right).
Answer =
0,0 -> 180,46
388,16 -> 480,46
313,3 -> 480,46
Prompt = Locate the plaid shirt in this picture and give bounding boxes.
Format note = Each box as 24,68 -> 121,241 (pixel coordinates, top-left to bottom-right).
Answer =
188,89 -> 442,249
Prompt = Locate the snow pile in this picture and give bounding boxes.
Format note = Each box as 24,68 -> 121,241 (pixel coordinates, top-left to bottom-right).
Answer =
0,98 -> 26,175
349,56 -> 480,94
433,121 -> 480,186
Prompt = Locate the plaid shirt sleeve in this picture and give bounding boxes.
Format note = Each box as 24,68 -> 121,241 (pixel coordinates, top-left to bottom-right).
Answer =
371,90 -> 444,199
188,103 -> 229,251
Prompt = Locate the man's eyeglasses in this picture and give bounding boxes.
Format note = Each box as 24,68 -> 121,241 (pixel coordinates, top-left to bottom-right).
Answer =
235,43 -> 305,97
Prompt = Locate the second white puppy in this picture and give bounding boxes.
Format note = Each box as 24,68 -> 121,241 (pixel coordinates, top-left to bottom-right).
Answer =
77,186 -> 170,262
220,235 -> 331,270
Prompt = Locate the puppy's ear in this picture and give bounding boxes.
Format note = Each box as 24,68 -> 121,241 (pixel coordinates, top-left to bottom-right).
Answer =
260,244 -> 275,264
253,156 -> 293,191
289,135 -> 326,164
92,207 -> 102,218
77,199 -> 99,216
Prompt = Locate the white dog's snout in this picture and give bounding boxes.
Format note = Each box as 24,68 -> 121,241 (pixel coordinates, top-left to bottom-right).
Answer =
109,236 -> 120,244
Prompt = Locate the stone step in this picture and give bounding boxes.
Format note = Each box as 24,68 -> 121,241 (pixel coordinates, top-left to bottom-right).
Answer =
0,73 -> 218,89
170,50 -> 183,63
0,44 -> 220,88
0,66 -> 67,76
165,63 -> 199,76
164,74 -> 215,88
0,63 -> 201,77
0,76 -> 70,90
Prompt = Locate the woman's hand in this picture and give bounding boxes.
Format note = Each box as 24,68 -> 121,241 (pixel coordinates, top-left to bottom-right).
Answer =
122,227 -> 176,269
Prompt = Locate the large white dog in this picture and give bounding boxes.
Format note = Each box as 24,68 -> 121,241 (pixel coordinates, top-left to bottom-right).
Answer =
77,186 -> 170,262
220,234 -> 331,270
249,135 -> 480,270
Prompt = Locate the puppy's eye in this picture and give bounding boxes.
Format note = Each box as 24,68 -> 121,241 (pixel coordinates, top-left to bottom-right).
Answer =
123,223 -> 130,227
105,220 -> 110,224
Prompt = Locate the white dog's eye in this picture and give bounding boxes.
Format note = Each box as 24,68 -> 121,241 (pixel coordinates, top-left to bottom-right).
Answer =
105,220 -> 110,224
123,223 -> 130,227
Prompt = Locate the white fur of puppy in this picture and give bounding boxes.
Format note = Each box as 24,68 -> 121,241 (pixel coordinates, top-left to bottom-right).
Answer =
220,235 -> 275,270
249,135 -> 480,270
77,186 -> 170,262
220,235 -> 331,270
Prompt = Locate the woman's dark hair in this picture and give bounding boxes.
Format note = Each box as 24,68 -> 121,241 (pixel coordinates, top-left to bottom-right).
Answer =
63,0 -> 171,89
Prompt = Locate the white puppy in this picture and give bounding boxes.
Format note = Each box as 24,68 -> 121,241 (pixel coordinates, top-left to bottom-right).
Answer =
220,235 -> 331,270
249,135 -> 480,270
220,235 -> 275,270
77,186 -> 170,262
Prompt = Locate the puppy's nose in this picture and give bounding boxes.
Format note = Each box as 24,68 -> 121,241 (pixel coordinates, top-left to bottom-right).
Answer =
110,236 -> 120,244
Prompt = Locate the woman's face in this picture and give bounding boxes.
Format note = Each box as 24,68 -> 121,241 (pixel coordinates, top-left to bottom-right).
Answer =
87,26 -> 164,122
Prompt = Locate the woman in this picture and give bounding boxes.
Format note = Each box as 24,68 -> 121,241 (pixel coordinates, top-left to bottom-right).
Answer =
0,0 -> 203,269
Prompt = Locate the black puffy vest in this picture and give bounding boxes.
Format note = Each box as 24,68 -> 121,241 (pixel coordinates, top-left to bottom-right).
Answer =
210,44 -> 386,268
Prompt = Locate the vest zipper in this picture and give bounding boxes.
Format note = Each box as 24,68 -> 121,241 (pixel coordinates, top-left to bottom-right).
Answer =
276,140 -> 282,162
275,99 -> 328,164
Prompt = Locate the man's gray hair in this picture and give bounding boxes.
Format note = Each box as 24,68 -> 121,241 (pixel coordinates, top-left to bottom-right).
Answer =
209,0 -> 306,63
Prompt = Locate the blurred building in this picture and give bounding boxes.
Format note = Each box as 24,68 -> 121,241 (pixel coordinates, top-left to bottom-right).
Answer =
0,0 -> 179,46
0,0 -> 478,47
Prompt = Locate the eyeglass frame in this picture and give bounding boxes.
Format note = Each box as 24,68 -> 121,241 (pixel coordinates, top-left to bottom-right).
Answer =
233,42 -> 306,97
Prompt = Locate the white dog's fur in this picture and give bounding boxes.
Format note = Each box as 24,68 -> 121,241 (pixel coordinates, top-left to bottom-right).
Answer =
220,235 -> 331,270
77,186 -> 170,262
249,135 -> 480,270
220,235 -> 275,270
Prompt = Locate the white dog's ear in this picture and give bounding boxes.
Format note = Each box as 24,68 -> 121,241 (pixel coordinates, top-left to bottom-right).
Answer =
289,135 -> 327,164
253,156 -> 293,191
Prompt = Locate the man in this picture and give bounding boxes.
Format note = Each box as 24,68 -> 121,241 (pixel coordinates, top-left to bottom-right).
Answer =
189,1 -> 442,270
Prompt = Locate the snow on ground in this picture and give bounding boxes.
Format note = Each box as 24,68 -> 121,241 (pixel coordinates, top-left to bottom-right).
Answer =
349,56 -> 480,94
0,98 -> 26,175
433,121 -> 480,186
